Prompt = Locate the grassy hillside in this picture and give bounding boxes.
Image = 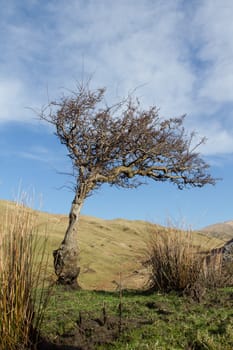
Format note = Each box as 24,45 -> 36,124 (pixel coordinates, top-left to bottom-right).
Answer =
202,220 -> 233,241
0,199 -> 225,291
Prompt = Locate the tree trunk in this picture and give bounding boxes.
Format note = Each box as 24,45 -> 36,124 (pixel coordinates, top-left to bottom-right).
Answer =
53,195 -> 83,288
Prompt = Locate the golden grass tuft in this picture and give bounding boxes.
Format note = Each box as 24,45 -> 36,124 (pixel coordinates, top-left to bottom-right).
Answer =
145,225 -> 228,294
146,227 -> 204,292
0,201 -> 51,349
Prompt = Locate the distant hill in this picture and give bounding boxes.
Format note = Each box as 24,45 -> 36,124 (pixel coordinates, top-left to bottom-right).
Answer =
0,199 -> 226,290
201,221 -> 233,241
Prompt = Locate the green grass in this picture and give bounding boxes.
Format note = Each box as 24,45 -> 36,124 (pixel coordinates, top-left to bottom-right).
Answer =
40,286 -> 233,349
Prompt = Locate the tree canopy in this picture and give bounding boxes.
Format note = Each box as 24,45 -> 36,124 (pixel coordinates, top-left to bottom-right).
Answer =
40,83 -> 215,201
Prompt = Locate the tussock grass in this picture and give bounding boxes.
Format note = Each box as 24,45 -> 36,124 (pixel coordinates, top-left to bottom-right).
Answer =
145,226 -> 228,293
146,227 -> 204,292
0,201 -> 51,349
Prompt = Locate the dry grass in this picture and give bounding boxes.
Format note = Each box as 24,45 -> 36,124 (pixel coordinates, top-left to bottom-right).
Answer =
0,201 -> 51,349
145,226 -> 228,294
0,200 -> 226,291
145,227 -> 204,292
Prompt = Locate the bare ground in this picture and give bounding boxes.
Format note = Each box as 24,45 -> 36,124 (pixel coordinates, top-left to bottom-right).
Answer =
37,313 -> 152,350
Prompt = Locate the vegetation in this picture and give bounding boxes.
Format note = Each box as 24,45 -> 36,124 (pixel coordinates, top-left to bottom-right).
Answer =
145,227 -> 205,293
0,199 -> 225,291
40,286 -> 233,350
0,200 -> 231,349
0,201 -> 51,350
38,81 -> 216,287
38,226 -> 232,349
0,200 -> 224,291
145,226 -> 229,295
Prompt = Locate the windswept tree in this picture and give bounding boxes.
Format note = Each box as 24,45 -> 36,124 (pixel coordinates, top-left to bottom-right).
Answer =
39,82 -> 216,288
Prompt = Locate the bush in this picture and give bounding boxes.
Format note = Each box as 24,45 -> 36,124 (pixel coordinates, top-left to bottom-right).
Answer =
0,201 -> 51,349
145,227 -> 204,293
145,226 -> 229,295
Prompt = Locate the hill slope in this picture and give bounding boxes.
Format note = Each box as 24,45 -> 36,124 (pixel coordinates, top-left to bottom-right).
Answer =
0,199 -> 225,290
201,220 -> 233,241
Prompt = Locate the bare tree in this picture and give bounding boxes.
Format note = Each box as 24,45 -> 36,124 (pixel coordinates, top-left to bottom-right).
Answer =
39,82 -> 216,288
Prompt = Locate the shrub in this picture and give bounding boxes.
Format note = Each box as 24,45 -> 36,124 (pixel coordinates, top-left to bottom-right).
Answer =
145,225 -> 232,295
145,226 -> 212,294
0,201 -> 51,349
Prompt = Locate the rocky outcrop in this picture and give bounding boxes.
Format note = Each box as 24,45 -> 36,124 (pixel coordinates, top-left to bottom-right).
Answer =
210,238 -> 233,262
221,238 -> 233,262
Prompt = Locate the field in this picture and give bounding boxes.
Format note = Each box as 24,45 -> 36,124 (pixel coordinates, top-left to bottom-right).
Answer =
0,199 -> 232,350
0,200 -> 224,291
40,287 -> 233,350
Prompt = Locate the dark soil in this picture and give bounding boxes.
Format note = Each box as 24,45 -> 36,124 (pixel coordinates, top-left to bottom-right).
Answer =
36,312 -> 153,350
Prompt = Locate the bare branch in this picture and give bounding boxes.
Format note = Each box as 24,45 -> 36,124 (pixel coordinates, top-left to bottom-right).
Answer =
38,82 -> 217,201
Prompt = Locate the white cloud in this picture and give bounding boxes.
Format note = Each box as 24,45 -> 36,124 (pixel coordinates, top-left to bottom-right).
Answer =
0,0 -> 233,156
198,123 -> 233,155
46,0 -> 197,116
0,79 -> 30,122
192,0 -> 233,104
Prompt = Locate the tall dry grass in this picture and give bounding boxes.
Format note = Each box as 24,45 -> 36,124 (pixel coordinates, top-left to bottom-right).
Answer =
145,226 -> 225,293
0,201 -> 51,349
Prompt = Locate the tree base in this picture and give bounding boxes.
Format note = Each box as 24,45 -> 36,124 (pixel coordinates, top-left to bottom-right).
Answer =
53,246 -> 80,288
56,276 -> 81,290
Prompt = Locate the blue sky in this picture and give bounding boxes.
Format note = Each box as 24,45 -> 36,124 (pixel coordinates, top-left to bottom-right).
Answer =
0,0 -> 233,229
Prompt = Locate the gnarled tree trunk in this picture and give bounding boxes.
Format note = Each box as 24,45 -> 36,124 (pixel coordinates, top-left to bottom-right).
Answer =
53,195 -> 83,288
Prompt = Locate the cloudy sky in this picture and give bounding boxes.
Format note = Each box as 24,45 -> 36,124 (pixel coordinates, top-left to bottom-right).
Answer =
0,0 -> 233,229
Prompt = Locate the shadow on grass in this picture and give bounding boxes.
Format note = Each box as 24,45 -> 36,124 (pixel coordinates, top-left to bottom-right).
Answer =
37,339 -> 84,350
92,287 -> 155,297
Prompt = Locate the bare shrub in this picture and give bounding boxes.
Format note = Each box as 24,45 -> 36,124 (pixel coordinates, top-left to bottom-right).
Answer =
0,201 -> 51,349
